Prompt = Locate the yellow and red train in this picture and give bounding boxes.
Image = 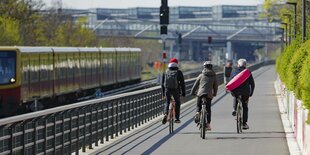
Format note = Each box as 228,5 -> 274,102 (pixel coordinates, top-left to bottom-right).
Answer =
0,47 -> 141,117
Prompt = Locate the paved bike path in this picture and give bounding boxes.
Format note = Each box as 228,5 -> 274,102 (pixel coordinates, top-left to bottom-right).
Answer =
89,65 -> 289,155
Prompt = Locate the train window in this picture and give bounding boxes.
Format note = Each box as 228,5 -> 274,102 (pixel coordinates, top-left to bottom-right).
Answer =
30,55 -> 39,83
22,55 -> 29,84
0,51 -> 16,84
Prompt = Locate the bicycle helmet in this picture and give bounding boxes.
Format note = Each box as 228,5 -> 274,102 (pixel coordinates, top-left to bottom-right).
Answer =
237,59 -> 247,67
203,61 -> 212,68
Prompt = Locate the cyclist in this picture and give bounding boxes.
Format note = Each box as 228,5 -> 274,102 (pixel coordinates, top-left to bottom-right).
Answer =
161,58 -> 186,124
190,61 -> 218,130
224,60 -> 233,84
230,59 -> 255,130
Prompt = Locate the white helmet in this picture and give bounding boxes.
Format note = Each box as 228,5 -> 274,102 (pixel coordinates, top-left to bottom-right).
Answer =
237,59 -> 247,67
168,62 -> 178,68
203,61 -> 212,67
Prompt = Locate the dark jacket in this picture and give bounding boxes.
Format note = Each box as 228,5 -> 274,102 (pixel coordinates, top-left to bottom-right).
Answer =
231,66 -> 255,96
190,68 -> 218,99
224,66 -> 233,77
161,67 -> 186,96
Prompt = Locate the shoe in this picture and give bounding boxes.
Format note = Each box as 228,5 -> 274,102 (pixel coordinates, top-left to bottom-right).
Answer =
162,114 -> 167,124
194,112 -> 200,123
206,123 -> 212,130
232,110 -> 236,116
242,123 -> 249,130
175,119 -> 181,123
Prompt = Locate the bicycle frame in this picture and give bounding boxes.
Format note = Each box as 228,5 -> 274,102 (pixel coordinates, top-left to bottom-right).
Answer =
236,96 -> 243,133
200,97 -> 207,139
168,97 -> 175,134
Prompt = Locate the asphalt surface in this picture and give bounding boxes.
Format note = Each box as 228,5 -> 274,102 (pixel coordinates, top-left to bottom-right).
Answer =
92,65 -> 289,155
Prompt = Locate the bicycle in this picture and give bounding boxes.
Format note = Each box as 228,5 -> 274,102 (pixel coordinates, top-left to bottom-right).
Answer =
236,95 -> 243,133
199,96 -> 208,139
167,97 -> 176,134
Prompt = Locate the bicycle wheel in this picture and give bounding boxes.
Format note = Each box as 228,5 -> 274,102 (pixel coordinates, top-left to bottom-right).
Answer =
236,104 -> 243,133
169,108 -> 174,134
200,110 -> 206,139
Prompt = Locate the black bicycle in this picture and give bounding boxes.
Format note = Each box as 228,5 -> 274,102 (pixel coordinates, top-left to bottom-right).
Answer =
199,97 -> 207,139
236,95 -> 243,133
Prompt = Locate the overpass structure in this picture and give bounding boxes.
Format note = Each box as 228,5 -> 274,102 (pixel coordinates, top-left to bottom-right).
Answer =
67,5 -> 284,63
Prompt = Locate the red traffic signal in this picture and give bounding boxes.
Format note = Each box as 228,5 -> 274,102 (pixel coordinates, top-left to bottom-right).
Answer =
208,36 -> 212,43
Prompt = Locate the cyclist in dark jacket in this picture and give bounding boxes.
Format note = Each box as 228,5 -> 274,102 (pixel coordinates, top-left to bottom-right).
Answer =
161,58 -> 186,124
190,61 -> 218,130
224,60 -> 233,84
230,59 -> 255,130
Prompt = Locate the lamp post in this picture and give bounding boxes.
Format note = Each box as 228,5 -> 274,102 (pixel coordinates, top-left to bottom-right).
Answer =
286,2 -> 297,38
283,14 -> 292,44
281,22 -> 288,45
302,0 -> 307,42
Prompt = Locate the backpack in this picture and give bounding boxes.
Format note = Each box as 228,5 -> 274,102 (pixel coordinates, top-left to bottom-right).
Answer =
164,70 -> 179,89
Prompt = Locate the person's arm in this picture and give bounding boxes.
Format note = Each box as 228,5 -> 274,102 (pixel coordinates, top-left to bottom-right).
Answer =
178,70 -> 186,96
213,75 -> 218,96
190,74 -> 201,96
249,74 -> 255,96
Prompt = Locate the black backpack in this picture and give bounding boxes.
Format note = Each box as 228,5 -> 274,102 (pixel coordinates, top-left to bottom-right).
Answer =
164,70 -> 179,89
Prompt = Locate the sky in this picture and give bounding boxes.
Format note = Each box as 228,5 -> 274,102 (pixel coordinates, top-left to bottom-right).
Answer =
43,0 -> 264,9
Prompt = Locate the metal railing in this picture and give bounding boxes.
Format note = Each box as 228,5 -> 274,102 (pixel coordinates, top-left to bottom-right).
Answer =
0,61 -> 270,155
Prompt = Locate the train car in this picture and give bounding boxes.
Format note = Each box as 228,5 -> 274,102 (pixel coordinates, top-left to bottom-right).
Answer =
0,46 -> 141,117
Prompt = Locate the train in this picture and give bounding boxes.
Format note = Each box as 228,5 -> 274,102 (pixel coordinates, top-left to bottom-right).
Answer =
0,46 -> 141,117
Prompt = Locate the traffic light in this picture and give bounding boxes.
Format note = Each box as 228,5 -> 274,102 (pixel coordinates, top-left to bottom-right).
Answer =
208,36 -> 212,43
160,0 -> 169,25
160,25 -> 167,35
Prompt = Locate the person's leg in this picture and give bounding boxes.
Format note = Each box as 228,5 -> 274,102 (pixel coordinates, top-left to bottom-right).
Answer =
194,96 -> 202,123
206,97 -> 212,123
196,96 -> 202,112
172,91 -> 181,121
205,97 -> 212,130
165,91 -> 171,115
241,95 -> 249,129
162,91 -> 171,124
242,95 -> 249,123
232,96 -> 237,116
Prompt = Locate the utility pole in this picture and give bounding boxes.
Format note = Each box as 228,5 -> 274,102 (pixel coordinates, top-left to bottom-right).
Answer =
160,0 -> 169,72
286,2 -> 297,38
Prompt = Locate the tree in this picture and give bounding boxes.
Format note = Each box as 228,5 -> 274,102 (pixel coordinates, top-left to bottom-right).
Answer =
0,16 -> 21,45
52,17 -> 97,46
0,0 -> 45,45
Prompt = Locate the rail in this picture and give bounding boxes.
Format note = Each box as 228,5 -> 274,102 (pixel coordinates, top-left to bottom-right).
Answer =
0,61 -> 272,155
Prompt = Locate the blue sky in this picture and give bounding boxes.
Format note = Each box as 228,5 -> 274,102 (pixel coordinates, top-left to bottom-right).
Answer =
43,0 -> 264,9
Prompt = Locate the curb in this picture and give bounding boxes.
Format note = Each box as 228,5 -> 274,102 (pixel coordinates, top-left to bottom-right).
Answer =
274,81 -> 302,155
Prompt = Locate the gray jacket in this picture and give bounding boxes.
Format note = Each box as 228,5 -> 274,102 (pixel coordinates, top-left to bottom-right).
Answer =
190,68 -> 218,99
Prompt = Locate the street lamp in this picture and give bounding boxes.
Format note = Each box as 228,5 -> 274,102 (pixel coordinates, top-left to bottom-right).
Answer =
281,22 -> 288,45
302,0 -> 307,42
283,13 -> 292,44
286,2 -> 297,38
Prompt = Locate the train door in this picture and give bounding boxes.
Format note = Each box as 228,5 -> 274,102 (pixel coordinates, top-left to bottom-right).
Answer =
29,53 -> 40,98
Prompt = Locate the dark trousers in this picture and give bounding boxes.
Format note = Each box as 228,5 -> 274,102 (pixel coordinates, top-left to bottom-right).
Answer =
196,96 -> 212,123
165,90 -> 181,120
233,95 -> 249,123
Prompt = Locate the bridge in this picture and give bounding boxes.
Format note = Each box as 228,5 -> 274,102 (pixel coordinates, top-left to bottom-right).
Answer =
0,61 -> 303,155
62,5 -> 283,62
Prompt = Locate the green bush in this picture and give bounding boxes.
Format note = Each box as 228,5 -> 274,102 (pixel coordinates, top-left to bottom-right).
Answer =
276,39 -> 301,86
276,38 -> 310,123
299,54 -> 310,110
287,40 -> 310,99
